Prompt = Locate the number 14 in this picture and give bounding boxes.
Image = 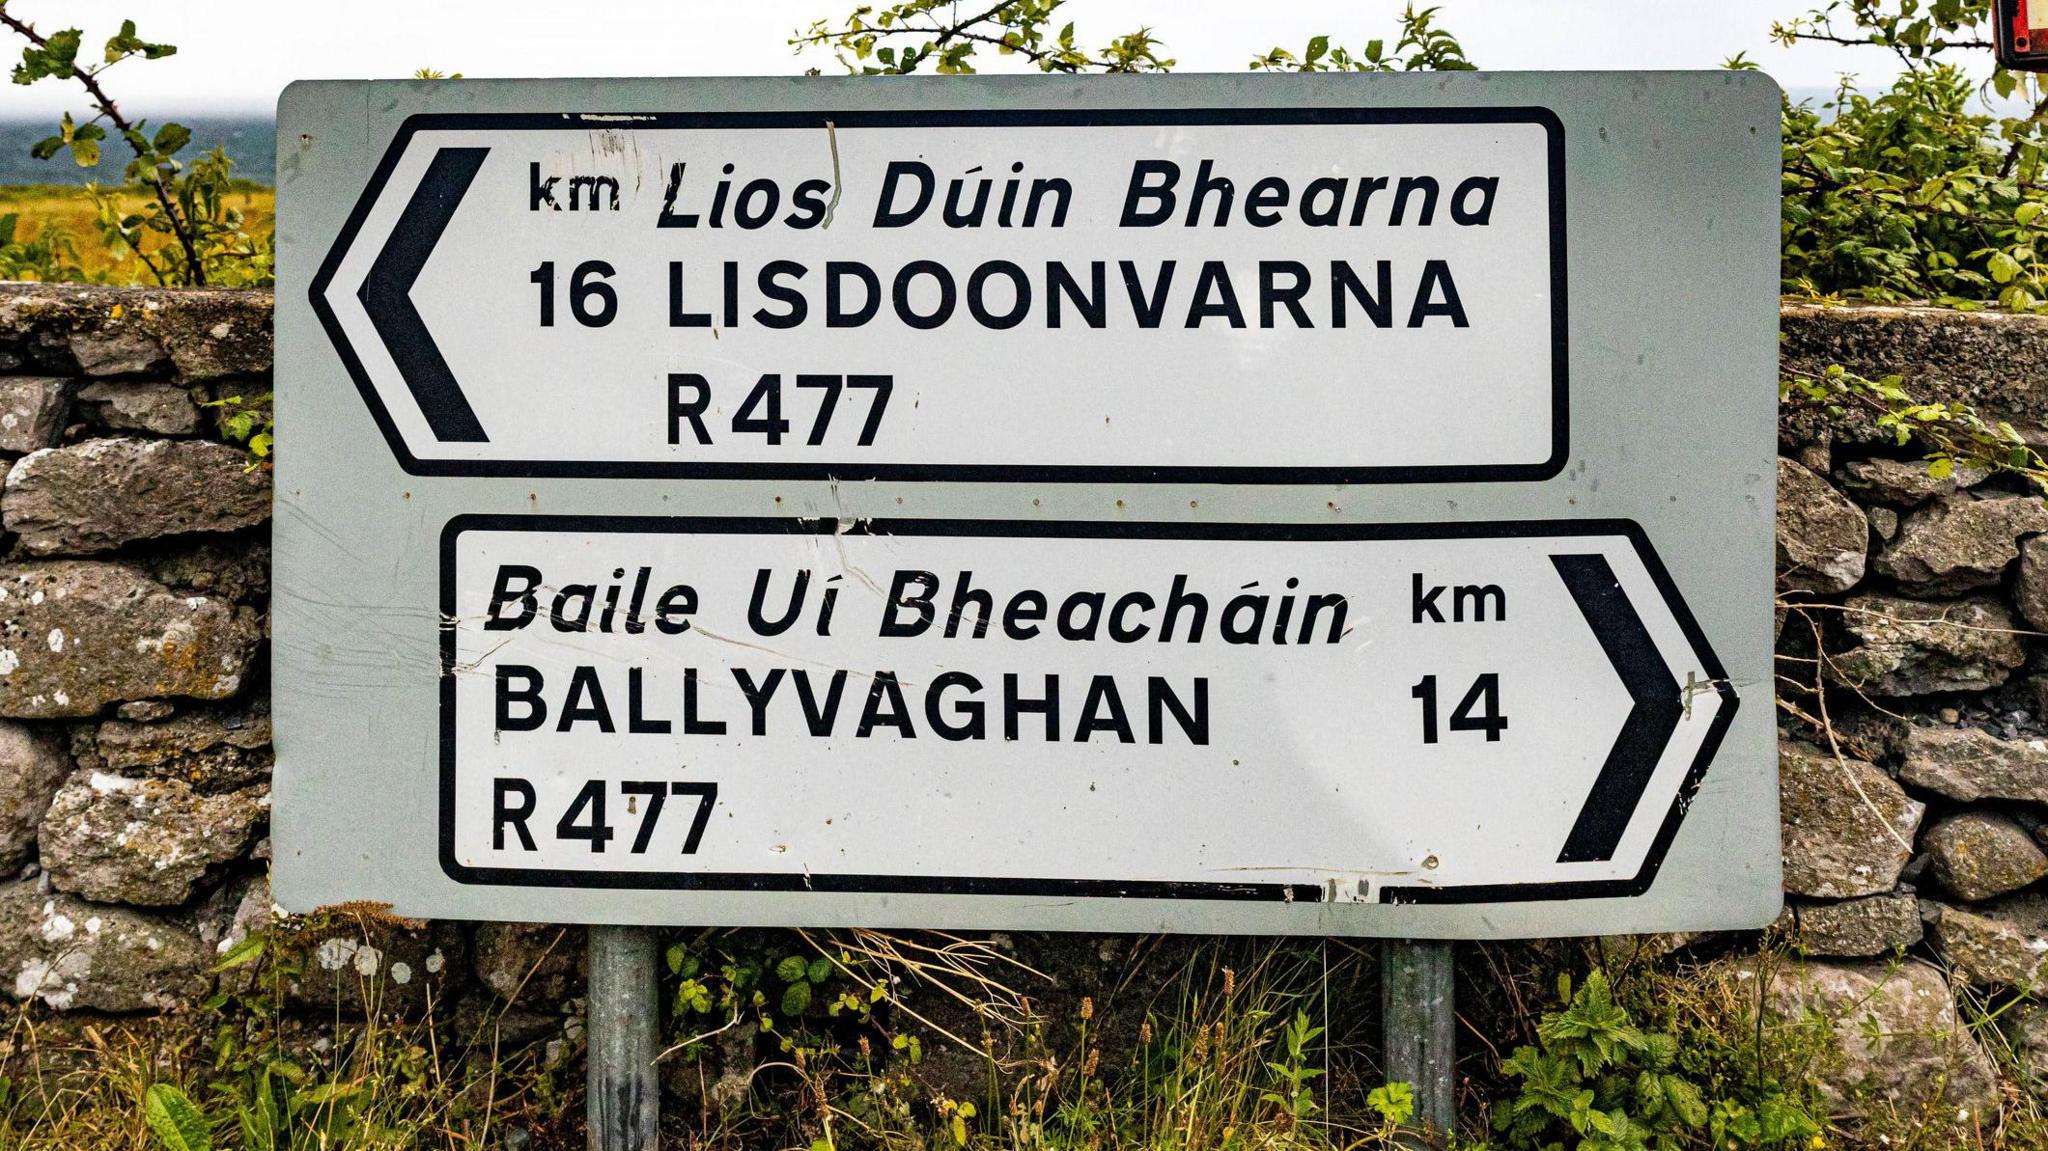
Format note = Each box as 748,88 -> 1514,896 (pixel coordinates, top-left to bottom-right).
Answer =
1411,674 -> 1507,743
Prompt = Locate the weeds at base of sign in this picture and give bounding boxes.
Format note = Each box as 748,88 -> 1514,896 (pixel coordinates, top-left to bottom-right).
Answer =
645,929 -> 1841,1151
0,904 -> 580,1151
653,928 -> 1392,1150
0,916 -> 1905,1151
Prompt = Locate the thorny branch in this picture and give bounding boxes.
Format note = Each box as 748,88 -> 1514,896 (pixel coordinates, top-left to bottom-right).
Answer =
0,8 -> 204,284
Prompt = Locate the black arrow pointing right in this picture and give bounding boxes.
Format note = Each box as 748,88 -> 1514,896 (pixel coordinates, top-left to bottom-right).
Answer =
1550,552 -> 1684,864
358,146 -> 491,443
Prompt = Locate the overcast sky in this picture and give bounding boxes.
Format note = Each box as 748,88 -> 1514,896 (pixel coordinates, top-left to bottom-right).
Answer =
0,0 -> 1988,118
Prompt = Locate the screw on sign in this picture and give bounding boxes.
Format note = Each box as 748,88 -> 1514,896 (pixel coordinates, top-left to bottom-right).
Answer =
272,73 -> 1779,1149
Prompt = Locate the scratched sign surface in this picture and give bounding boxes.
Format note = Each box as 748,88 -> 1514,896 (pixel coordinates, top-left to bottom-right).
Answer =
272,73 -> 1781,936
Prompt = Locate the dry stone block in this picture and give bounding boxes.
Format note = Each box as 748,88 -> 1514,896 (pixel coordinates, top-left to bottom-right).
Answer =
0,377 -> 68,454
140,537 -> 270,604
91,705 -> 271,793
474,922 -> 584,1005
38,771 -> 266,905
2018,536 -> 2048,631
1756,957 -> 1999,1122
1874,494 -> 2048,594
1777,893 -> 1923,957
1899,725 -> 2048,803
1779,740 -> 1924,898
0,284 -> 272,381
0,561 -> 262,718
286,917 -> 467,1016
0,880 -> 208,1011
1925,812 -> 2048,901
3,438 -> 270,556
1839,456 -> 1988,506
1828,594 -> 2028,695
1781,302 -> 2048,447
74,380 -> 200,436
0,722 -> 66,872
68,324 -> 167,377
1777,458 -> 1868,594
1929,896 -> 2048,986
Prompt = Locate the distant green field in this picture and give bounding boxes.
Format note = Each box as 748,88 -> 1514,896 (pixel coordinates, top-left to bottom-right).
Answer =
0,182 -> 273,284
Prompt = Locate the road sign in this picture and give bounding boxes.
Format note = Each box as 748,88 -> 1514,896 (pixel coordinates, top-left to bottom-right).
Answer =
442,516 -> 1730,904
311,108 -> 1564,483
273,72 -> 1781,937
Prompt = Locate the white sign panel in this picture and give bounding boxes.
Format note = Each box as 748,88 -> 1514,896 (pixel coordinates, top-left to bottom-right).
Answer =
443,517 -> 1730,905
313,110 -> 1564,482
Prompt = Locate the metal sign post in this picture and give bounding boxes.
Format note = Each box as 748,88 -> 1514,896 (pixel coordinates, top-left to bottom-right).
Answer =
270,72 -> 1781,1149
587,926 -> 660,1151
1383,940 -> 1457,1146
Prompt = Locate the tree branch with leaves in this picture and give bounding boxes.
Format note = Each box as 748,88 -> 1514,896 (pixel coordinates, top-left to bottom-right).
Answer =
791,0 -> 1479,77
0,4 -> 270,287
792,0 -> 1172,75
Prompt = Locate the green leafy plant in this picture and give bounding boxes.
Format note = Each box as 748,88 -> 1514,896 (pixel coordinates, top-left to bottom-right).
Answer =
1250,5 -> 1474,73
1497,970 -> 1700,1151
1257,1009 -> 1325,1123
1495,969 -> 1819,1151
665,931 -> 888,1063
0,210 -> 85,281
143,1084 -> 214,1151
1771,0 -> 2048,309
1367,1080 -> 1416,1127
792,0 -> 1172,75
203,391 -> 274,466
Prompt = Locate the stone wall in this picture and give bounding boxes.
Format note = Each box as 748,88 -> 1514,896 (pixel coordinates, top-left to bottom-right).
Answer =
0,284 -> 489,1027
1770,302 -> 2048,1119
8,281 -> 2048,1122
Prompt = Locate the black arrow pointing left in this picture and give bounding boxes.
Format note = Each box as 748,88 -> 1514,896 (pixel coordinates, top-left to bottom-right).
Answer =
358,146 -> 491,443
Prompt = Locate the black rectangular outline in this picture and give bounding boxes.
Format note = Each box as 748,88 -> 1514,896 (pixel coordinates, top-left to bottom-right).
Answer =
314,106 -> 1570,485
436,513 -> 1735,905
